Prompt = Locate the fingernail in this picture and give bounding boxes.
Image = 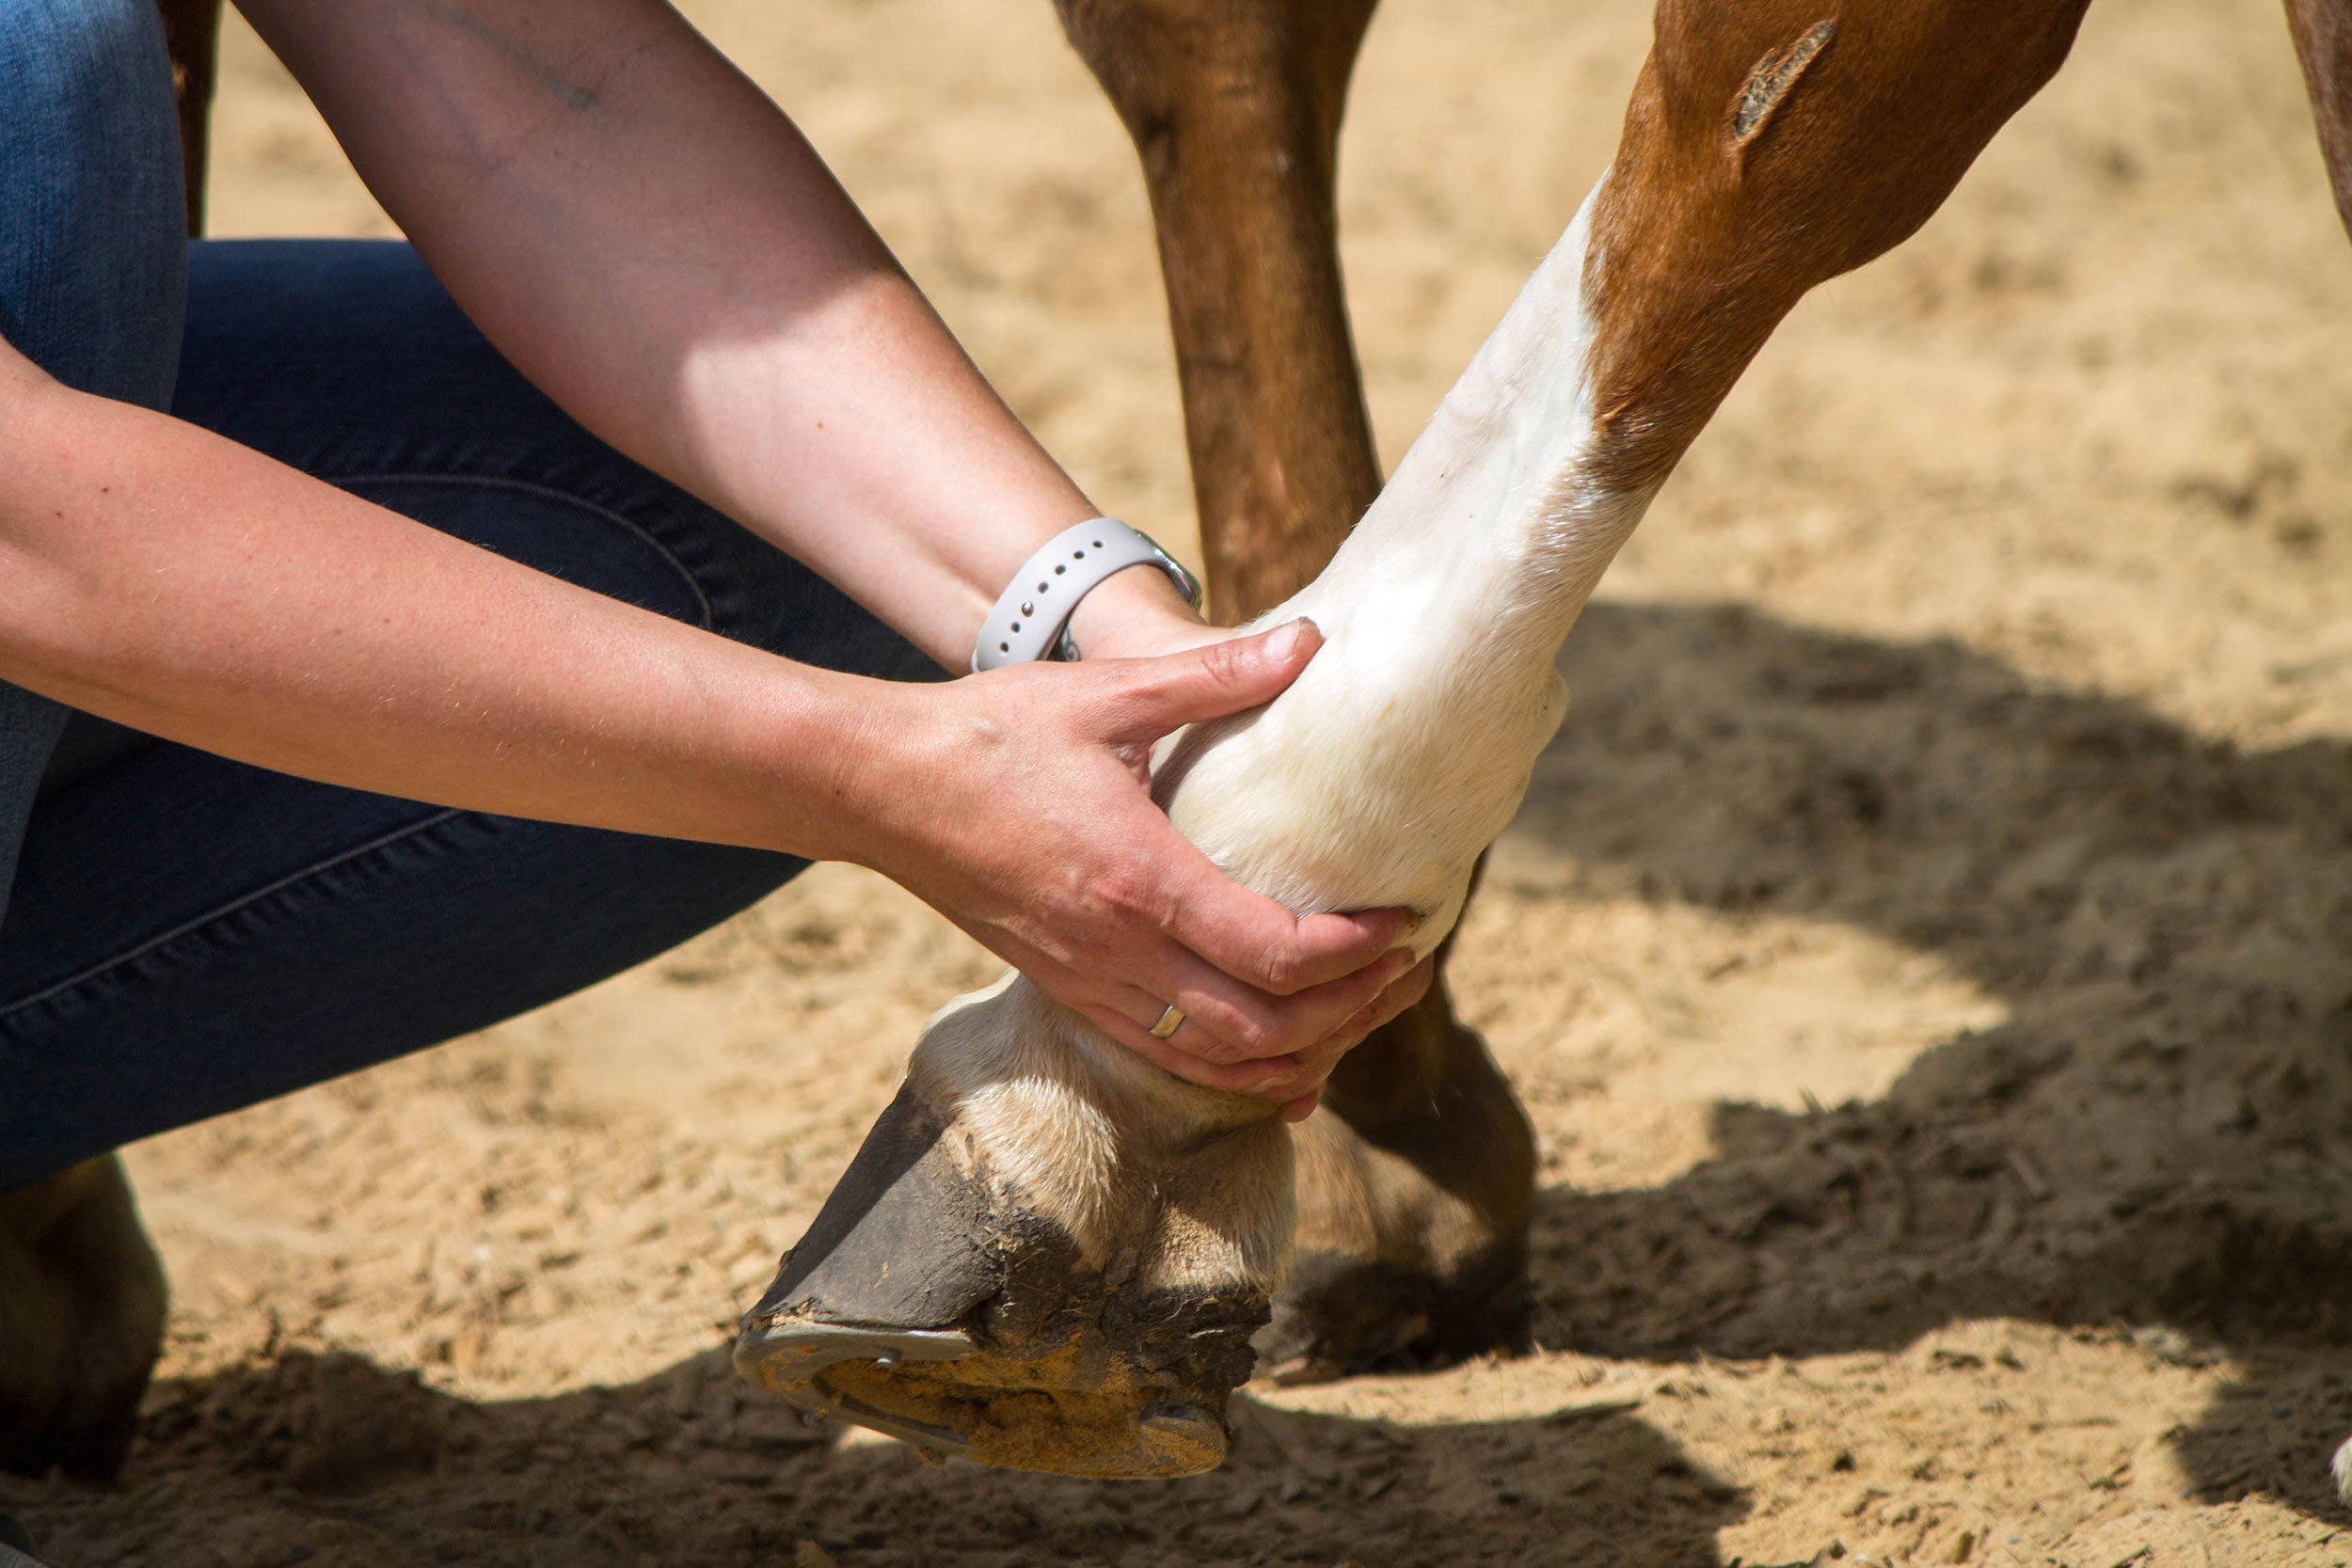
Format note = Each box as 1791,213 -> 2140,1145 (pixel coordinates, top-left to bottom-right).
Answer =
1263,618 -> 1315,663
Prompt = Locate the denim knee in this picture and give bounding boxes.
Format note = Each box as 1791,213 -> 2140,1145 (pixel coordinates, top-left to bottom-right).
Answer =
174,239 -> 949,690
0,0 -> 187,409
0,0 -> 187,929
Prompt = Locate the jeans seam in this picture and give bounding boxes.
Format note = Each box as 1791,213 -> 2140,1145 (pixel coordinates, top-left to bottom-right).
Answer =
326,472 -> 718,630
0,805 -> 465,1020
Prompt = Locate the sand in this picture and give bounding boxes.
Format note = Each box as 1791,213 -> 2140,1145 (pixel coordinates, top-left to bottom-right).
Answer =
5,0 -> 2349,1562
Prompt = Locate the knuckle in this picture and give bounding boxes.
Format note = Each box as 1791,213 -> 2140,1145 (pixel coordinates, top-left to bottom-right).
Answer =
1232,1020 -> 1283,1061
1184,1009 -> 1257,1065
1254,944 -> 1305,994
1095,860 -> 1147,914
1349,964 -> 1394,1006
1100,863 -> 1176,933
1216,1006 -> 1284,1061
1198,636 -> 1253,689
1192,1037 -> 1248,1068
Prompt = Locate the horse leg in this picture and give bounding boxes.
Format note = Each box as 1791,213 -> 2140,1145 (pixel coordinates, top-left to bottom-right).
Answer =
154,0 -> 223,235
2286,0 -> 2352,237
1225,0 -> 2095,1381
1570,0 -> 2091,491
1053,0 -> 1381,618
739,0 -> 2094,1480
1055,0 -> 1541,1381
0,1156 -> 169,1480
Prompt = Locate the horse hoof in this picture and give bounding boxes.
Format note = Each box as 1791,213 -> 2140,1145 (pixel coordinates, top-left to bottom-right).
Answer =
735,985 -> 1286,1478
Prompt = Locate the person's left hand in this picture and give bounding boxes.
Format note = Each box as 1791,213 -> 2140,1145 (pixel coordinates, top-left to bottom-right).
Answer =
825,615 -> 1428,1117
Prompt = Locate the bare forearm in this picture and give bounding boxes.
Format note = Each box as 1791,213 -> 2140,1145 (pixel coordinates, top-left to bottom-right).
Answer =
0,370 -> 876,858
0,360 -> 1411,1091
237,0 -> 1197,665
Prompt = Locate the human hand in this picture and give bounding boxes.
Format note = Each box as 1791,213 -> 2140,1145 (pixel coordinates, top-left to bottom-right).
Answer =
837,619 -> 1426,1114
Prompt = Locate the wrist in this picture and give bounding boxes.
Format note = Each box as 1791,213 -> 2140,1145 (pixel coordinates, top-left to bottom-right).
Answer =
739,663 -> 914,867
1061,560 -> 1217,662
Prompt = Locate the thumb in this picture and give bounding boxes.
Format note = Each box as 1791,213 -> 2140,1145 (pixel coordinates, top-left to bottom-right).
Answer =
1109,618 -> 1322,736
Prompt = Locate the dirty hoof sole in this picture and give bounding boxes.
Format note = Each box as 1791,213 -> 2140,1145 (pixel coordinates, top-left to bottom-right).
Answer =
735,1321 -> 1227,1479
735,1321 -> 977,1450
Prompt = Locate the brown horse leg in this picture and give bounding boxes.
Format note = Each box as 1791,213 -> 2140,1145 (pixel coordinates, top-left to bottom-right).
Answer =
1053,0 -> 1382,618
1571,0 -> 2091,496
154,0 -> 224,236
0,1157 -> 169,1481
1264,0 -> 2092,1374
2286,0 -> 2352,239
1054,0 -> 1539,1378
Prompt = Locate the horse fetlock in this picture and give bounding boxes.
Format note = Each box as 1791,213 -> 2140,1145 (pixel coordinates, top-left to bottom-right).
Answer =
1258,994 -> 1536,1383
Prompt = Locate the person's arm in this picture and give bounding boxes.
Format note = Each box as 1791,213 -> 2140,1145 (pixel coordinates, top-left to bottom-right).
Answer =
0,340 -> 852,850
221,0 -> 1435,1101
235,0 -> 1198,670
0,340 -> 1415,1110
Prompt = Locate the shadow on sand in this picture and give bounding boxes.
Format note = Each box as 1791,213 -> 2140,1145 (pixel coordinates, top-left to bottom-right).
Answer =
8,599 -> 2347,1566
11,1347 -> 1742,1568
1515,599 -> 2352,1524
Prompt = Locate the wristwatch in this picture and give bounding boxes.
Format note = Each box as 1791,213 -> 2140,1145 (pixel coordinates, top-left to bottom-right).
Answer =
971,517 -> 1203,673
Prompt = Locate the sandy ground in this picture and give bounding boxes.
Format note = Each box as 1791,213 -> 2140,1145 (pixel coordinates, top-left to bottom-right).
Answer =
8,0 -> 2352,1563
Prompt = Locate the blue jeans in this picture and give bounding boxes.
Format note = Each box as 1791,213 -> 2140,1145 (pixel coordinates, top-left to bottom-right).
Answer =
0,0 -> 935,1192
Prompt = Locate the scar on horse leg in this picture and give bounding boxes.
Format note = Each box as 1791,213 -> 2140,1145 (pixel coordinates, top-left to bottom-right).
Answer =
1581,0 -> 2090,494
1730,20 -> 1835,151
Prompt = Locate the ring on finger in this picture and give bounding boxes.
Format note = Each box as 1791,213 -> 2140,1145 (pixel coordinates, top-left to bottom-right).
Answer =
1149,1003 -> 1185,1040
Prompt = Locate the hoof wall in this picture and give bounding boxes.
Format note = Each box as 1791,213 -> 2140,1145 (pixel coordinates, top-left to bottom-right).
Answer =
731,1080 -> 1264,1479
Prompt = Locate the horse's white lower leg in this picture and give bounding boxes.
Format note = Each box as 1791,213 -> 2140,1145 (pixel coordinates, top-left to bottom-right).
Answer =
737,189 -> 1654,1477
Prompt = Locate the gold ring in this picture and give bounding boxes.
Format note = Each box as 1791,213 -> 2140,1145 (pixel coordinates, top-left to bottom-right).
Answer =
1149,1004 -> 1185,1039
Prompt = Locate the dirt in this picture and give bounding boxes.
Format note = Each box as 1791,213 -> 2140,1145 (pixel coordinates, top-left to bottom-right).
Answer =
6,0 -> 2351,1562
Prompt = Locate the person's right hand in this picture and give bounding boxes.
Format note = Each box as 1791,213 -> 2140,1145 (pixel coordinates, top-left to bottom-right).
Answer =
833,620 -> 1425,1112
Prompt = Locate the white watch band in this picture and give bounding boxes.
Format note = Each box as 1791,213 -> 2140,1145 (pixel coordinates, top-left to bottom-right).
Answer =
971,518 -> 1200,673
